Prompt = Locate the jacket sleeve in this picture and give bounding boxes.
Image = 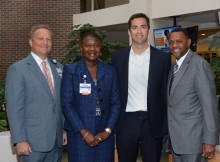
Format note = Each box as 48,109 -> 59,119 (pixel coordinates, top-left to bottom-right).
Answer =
6,64 -> 27,144
61,65 -> 85,133
105,66 -> 121,130
196,60 -> 219,145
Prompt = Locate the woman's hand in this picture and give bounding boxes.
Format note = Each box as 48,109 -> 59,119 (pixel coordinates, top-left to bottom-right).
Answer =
80,129 -> 99,147
95,130 -> 111,143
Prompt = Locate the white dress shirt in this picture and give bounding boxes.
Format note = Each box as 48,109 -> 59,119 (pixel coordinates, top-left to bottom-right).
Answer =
126,46 -> 150,112
175,49 -> 190,71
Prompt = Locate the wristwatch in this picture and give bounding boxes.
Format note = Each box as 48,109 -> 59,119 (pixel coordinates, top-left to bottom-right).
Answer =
105,128 -> 112,134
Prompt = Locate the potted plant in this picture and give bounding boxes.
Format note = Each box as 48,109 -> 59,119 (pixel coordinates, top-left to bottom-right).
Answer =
198,31 -> 220,114
198,31 -> 220,161
61,23 -> 128,64
0,80 -> 8,132
0,80 -> 17,162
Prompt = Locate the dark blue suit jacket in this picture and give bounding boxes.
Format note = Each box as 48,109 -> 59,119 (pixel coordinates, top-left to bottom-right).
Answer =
111,46 -> 171,138
61,59 -> 121,134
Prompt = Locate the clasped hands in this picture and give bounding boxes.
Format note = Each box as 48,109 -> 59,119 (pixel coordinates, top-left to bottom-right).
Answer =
80,129 -> 110,147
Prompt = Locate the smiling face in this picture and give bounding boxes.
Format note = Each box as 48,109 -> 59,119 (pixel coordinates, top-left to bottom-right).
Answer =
128,17 -> 150,46
29,28 -> 52,60
81,35 -> 101,63
168,31 -> 191,60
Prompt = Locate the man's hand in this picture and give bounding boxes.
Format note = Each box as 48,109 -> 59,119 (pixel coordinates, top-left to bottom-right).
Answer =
16,142 -> 32,156
202,143 -> 216,159
63,132 -> 67,145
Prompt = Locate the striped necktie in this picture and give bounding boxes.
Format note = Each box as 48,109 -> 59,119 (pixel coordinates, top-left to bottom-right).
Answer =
169,62 -> 178,95
42,61 -> 54,95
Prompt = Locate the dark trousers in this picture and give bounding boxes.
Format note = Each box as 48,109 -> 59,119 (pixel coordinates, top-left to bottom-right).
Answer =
116,111 -> 163,162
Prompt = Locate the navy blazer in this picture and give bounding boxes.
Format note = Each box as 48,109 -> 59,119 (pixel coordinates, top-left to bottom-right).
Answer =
61,59 -> 121,134
111,46 -> 171,137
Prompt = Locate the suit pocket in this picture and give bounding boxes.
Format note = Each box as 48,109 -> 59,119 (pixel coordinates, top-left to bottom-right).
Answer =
25,119 -> 41,126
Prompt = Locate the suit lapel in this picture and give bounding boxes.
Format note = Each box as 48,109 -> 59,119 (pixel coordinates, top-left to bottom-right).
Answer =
123,47 -> 130,102
26,54 -> 54,100
77,59 -> 107,88
49,59 -> 60,99
78,59 -> 95,87
169,51 -> 193,99
96,60 -> 105,83
147,46 -> 157,95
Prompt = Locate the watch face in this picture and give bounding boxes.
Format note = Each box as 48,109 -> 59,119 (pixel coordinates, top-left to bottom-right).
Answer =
105,128 -> 111,133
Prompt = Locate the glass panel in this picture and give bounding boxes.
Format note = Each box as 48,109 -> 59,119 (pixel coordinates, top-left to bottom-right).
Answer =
81,0 -> 129,12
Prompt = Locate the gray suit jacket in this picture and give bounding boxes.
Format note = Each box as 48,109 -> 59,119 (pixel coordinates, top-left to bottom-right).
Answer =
6,54 -> 63,152
168,50 -> 219,154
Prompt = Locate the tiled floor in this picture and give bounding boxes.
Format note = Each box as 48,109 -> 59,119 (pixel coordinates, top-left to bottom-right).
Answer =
62,151 -> 168,162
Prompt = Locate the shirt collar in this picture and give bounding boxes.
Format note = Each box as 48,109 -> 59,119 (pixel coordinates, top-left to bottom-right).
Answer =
130,43 -> 150,56
31,52 -> 49,66
176,49 -> 190,67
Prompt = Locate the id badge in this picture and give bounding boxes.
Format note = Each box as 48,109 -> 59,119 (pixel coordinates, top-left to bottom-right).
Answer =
96,106 -> 101,116
79,83 -> 91,96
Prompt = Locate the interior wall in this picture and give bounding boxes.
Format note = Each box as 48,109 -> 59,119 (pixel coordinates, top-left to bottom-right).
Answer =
152,0 -> 220,19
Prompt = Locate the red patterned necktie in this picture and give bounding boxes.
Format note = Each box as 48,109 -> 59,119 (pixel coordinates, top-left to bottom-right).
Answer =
42,61 -> 54,95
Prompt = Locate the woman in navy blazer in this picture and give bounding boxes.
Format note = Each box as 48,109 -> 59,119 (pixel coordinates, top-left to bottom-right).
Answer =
61,30 -> 121,162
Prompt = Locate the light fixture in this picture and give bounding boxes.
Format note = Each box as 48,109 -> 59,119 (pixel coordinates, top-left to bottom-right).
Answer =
201,33 -> 206,36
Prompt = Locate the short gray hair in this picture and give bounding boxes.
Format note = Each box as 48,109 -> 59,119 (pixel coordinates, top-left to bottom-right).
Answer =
29,24 -> 53,39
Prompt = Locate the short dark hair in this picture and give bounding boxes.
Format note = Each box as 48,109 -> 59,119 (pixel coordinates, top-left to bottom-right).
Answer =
29,24 -> 52,39
128,13 -> 150,29
80,30 -> 102,45
169,28 -> 190,39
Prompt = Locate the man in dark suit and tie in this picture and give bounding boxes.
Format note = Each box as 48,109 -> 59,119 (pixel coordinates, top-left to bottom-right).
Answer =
111,13 -> 171,162
6,24 -> 67,162
167,28 -> 219,162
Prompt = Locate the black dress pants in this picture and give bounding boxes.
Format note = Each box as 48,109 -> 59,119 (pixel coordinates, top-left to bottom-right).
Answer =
116,111 -> 163,162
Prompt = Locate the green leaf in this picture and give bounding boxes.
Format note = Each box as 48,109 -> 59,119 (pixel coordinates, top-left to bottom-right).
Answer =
61,23 -> 128,64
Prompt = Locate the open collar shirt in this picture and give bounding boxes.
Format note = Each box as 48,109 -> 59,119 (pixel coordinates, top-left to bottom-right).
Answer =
126,45 -> 150,112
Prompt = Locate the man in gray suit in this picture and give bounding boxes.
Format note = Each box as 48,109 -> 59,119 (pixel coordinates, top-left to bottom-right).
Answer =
6,24 -> 67,162
167,28 -> 219,162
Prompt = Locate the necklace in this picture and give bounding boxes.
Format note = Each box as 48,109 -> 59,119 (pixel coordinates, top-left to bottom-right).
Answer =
88,65 -> 97,71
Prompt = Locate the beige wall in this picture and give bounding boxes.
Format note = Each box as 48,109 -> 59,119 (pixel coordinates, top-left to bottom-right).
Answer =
73,0 -> 220,46
73,0 -> 148,27
73,4 -> 130,27
73,0 -> 220,26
